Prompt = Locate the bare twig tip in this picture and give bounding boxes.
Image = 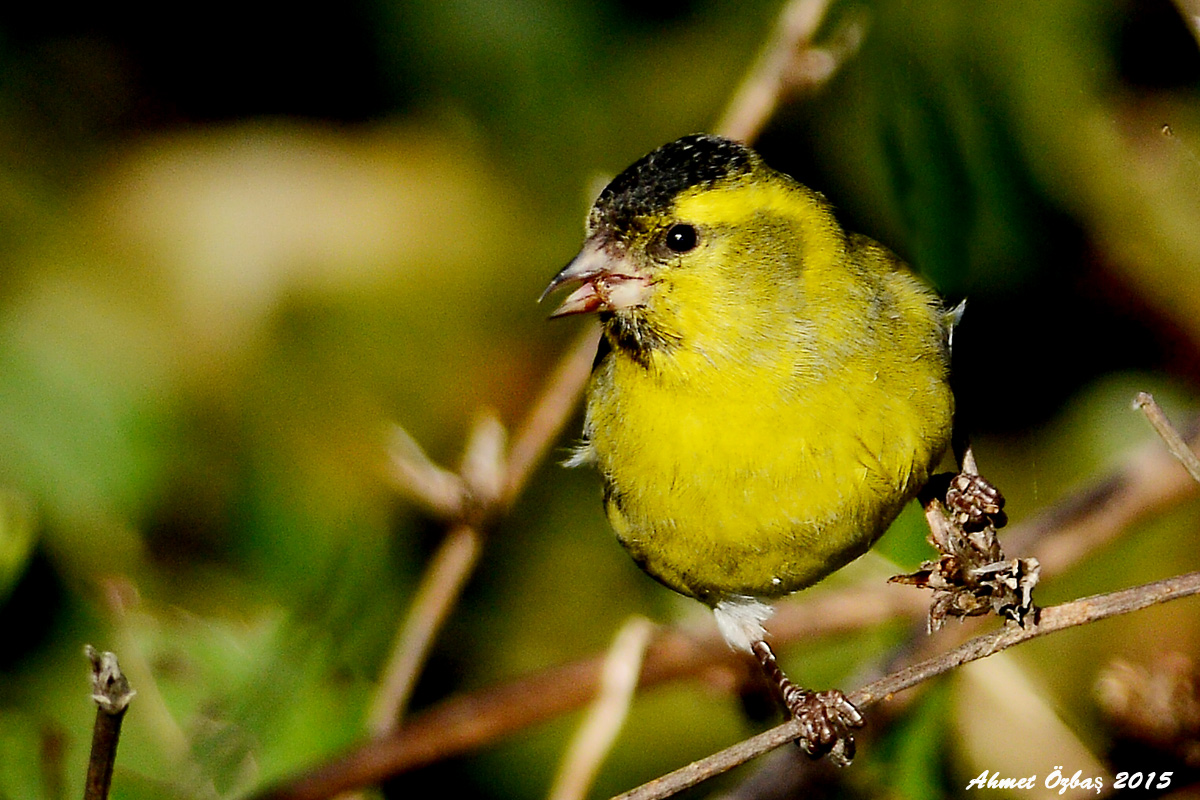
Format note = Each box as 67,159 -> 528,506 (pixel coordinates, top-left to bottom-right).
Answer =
461,410 -> 509,508
85,646 -> 136,715
385,423 -> 468,518
1133,392 -> 1200,484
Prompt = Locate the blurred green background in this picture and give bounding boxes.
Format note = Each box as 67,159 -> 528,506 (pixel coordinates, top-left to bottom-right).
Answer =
1,0 -> 1200,798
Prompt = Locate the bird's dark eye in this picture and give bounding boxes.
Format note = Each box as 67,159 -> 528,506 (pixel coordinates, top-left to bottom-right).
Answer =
664,224 -> 698,253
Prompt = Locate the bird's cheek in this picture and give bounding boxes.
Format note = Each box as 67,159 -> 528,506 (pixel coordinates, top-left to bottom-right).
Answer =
603,275 -> 652,311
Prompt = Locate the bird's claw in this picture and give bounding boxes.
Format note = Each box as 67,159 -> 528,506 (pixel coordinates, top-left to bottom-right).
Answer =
786,688 -> 864,766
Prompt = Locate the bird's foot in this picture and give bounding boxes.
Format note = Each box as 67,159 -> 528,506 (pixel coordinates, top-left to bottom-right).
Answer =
783,686 -> 864,767
751,640 -> 864,766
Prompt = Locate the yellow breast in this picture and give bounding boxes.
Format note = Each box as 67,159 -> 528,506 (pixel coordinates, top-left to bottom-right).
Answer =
583,247 -> 953,603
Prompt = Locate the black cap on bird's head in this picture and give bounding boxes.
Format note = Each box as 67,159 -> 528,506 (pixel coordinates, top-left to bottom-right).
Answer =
588,134 -> 757,235
542,134 -> 758,318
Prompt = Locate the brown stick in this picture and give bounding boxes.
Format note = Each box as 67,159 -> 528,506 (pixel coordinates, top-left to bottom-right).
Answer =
370,324 -> 600,734
613,572 -> 1200,800
248,583 -> 923,800
1133,392 -> 1200,483
82,647 -> 135,800
716,0 -> 862,143
502,323 -> 601,506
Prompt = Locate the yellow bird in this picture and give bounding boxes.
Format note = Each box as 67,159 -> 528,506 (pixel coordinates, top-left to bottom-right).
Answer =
542,134 -> 955,762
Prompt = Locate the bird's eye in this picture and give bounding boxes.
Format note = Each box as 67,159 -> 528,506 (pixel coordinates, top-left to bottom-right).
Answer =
664,224 -> 698,253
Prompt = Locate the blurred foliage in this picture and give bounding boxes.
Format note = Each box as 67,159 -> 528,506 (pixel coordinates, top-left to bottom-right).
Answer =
0,0 -> 1198,798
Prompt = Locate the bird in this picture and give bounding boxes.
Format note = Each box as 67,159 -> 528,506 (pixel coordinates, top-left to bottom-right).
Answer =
541,133 -> 956,763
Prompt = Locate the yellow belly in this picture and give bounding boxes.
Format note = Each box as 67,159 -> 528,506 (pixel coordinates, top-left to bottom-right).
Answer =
586,345 -> 952,603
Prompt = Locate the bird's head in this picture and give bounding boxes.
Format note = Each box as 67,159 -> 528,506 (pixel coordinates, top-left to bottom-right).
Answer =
542,134 -> 839,363
541,134 -> 760,319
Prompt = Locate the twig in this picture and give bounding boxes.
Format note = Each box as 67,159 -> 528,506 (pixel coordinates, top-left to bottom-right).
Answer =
384,424 -> 467,519
549,617 -> 655,800
248,583 -> 922,800
371,325 -> 599,734
613,572 -> 1200,800
1134,392 -> 1200,483
371,412 -> 508,732
371,413 -> 506,732
716,0 -> 863,143
503,323 -> 601,505
367,523 -> 483,734
83,647 -> 135,800
1008,413 -> 1200,575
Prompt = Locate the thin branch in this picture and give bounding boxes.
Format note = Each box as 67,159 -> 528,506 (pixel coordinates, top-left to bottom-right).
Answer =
1008,414 -> 1200,575
549,617 -> 655,800
716,0 -> 863,143
370,326 -> 599,735
868,402 -> 1200,718
502,323 -> 600,506
1134,392 -> 1200,483
384,424 -> 467,519
83,647 -> 135,800
370,413 -> 511,731
613,571 -> 1200,800
367,523 -> 483,734
248,583 -> 923,800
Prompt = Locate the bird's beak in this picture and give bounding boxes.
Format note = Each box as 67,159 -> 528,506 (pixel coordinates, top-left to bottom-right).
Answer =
539,242 -> 650,318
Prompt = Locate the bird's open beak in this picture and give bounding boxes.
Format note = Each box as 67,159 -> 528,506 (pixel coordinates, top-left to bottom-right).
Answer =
539,242 -> 650,318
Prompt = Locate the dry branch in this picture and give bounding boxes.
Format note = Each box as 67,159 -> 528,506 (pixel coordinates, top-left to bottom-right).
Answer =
615,572 -> 1200,800
1135,392 -> 1200,483
717,0 -> 863,143
371,325 -> 600,733
83,647 -> 135,800
248,584 -> 923,800
549,617 -> 656,800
